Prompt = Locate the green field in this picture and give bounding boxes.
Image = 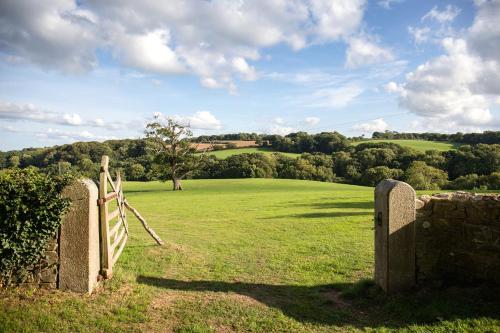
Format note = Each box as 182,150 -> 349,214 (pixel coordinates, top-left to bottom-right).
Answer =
352,139 -> 459,152
1,179 -> 499,332
208,147 -> 300,159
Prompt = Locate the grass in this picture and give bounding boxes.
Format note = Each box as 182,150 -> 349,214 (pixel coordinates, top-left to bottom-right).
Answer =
1,179 -> 499,332
351,139 -> 460,152
207,147 -> 300,159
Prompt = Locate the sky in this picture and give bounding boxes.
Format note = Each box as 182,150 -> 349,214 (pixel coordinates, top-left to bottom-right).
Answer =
1,0 -> 499,151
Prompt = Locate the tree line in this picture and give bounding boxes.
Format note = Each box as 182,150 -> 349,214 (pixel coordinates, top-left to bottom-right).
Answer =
371,130 -> 500,145
1,131 -> 499,190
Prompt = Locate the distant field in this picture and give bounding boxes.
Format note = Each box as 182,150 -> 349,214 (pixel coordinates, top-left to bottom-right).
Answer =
208,147 -> 300,159
352,139 -> 459,152
193,140 -> 258,151
1,179 -> 498,332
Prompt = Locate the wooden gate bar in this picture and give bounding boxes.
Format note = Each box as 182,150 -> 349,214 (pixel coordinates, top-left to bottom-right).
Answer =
98,155 -> 163,280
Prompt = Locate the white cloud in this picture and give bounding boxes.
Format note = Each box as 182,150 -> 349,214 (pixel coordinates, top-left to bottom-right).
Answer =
468,0 -> 500,62
408,26 -> 431,44
408,118 -> 492,134
345,36 -> 394,68
63,113 -> 83,126
200,77 -> 221,89
309,0 -> 365,42
231,57 -> 258,81
0,101 -> 129,130
408,5 -> 462,46
277,61 -> 407,110
1,125 -> 20,133
273,117 -> 284,125
0,101 -> 80,126
0,0 -> 368,92
0,1 -> 99,73
422,5 -> 461,24
304,117 -> 320,126
383,81 -> 404,94
36,128 -> 116,142
307,85 -> 364,108
171,111 -> 222,130
113,29 -> 185,74
378,0 -> 405,9
267,125 -> 295,136
353,118 -> 388,133
393,38 -> 495,126
391,1 -> 500,128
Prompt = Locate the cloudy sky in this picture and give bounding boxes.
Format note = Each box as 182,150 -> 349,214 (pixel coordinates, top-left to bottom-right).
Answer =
1,0 -> 499,150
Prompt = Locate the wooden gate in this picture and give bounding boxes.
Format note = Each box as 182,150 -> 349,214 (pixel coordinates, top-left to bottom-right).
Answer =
98,155 -> 128,278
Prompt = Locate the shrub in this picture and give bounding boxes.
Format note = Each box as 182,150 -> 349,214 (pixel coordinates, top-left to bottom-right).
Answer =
0,168 -> 72,286
446,174 -> 480,190
479,172 -> 500,190
126,163 -> 146,181
404,161 -> 448,190
361,166 -> 403,186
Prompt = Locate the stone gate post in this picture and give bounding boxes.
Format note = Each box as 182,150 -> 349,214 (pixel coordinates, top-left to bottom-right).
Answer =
59,179 -> 100,294
374,179 -> 416,293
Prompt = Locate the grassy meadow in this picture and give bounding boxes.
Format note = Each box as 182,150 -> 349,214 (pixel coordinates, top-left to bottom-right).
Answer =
351,139 -> 460,152
207,147 -> 300,159
1,179 -> 499,332
205,140 -> 458,160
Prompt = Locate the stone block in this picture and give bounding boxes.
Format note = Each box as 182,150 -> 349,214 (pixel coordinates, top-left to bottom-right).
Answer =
40,268 -> 57,283
46,238 -> 58,251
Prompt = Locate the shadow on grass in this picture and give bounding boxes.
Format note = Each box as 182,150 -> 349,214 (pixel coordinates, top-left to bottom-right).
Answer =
308,201 -> 372,210
137,276 -> 500,329
259,211 -> 371,220
124,188 -> 171,194
271,200 -> 372,211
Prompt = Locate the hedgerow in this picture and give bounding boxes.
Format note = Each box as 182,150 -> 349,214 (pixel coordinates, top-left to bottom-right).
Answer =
0,168 -> 72,286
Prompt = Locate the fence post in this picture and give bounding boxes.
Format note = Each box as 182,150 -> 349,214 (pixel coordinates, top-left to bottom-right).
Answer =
99,155 -> 112,278
59,179 -> 100,294
374,179 -> 416,293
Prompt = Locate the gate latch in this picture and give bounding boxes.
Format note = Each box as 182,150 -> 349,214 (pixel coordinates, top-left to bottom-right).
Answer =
376,212 -> 383,227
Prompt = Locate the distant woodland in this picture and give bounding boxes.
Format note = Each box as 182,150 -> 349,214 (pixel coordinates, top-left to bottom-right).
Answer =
1,131 -> 499,190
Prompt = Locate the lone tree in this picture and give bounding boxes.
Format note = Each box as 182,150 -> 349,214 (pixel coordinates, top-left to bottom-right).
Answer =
145,116 -> 202,191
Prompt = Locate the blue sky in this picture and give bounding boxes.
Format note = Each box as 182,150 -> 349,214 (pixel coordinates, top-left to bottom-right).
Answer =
1,0 -> 499,150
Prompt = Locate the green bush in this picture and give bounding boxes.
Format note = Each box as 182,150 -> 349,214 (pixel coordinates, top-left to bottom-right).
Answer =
0,168 -> 72,286
404,161 -> 448,190
361,166 -> 403,186
446,172 -> 500,190
446,174 -> 480,190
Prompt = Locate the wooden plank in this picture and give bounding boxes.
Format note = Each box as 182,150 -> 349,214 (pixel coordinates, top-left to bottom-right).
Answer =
99,155 -> 112,278
115,171 -> 121,193
124,199 -> 164,246
111,226 -> 126,251
107,208 -> 120,223
98,191 -> 118,205
107,171 -> 127,235
119,198 -> 129,235
106,172 -> 118,193
109,219 -> 122,238
112,233 -> 128,265
106,192 -> 118,201
116,172 -> 129,235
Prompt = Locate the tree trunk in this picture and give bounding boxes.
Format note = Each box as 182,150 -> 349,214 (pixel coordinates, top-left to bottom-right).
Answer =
172,177 -> 183,191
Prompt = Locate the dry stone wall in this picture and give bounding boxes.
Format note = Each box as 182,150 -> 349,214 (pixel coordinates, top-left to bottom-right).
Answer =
8,179 -> 101,293
375,180 -> 500,293
415,192 -> 500,286
17,233 -> 59,289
